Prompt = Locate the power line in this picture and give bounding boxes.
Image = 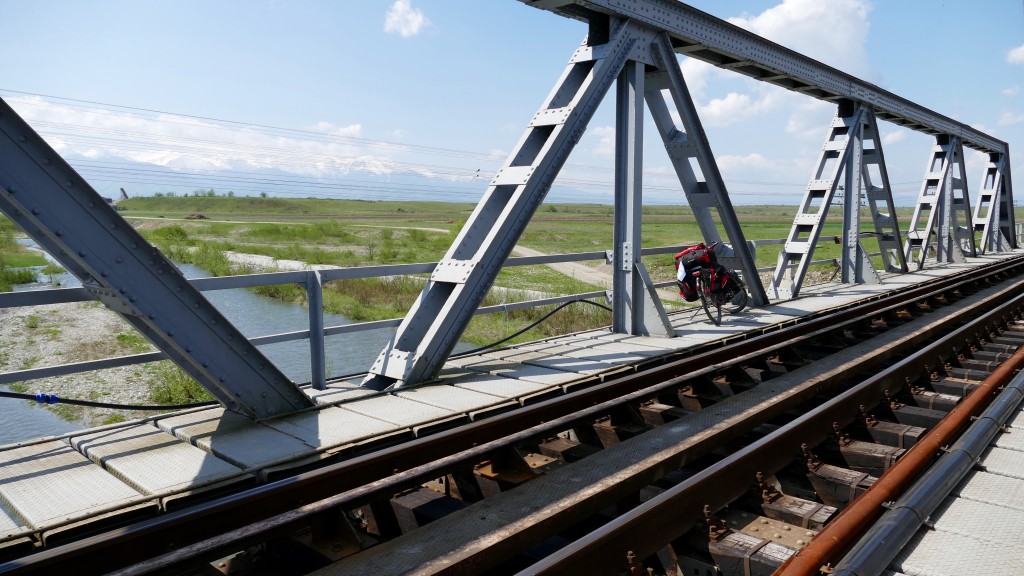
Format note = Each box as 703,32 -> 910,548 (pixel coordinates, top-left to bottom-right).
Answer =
2,88 -> 816,193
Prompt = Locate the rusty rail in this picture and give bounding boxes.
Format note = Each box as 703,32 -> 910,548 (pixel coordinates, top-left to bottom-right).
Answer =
773,335 -> 1024,575
3,255 -> 1023,575
516,274 -> 1024,575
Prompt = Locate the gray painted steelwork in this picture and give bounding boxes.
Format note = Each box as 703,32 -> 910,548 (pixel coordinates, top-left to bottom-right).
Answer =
904,137 -> 974,269
974,152 -> 1013,253
859,110 -> 908,276
362,21 -> 647,390
771,105 -> 906,298
0,97 -> 313,419
528,0 -> 1015,264
524,0 -> 1011,156
363,17 -> 766,389
646,33 -> 767,306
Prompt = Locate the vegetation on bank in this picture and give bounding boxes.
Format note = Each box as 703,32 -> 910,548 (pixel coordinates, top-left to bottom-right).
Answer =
141,223 -> 611,348
0,218 -> 42,292
121,194 -> 961,349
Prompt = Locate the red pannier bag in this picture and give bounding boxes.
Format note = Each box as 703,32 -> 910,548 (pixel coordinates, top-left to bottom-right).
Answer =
708,263 -> 733,292
674,243 -> 713,302
673,242 -> 715,274
677,276 -> 698,301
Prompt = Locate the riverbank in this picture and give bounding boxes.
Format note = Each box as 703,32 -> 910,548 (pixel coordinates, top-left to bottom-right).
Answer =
0,301 -> 158,427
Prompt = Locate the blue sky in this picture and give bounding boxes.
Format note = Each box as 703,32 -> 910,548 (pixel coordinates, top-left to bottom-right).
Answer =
1,0 -> 1022,206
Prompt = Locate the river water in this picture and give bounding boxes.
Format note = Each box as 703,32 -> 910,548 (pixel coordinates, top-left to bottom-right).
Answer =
1,252 -> 435,445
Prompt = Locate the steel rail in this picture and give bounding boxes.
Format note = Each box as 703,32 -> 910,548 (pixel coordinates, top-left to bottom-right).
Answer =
830,358 -> 1024,576
519,278 -> 1024,575
774,330 -> 1024,575
3,255 -> 1023,575
106,274 -> 986,575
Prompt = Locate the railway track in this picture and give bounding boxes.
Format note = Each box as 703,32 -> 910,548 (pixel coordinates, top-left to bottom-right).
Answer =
4,254 -> 1024,575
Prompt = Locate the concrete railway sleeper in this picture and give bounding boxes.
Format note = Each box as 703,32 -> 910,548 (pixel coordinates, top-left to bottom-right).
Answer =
3,257 -> 1024,575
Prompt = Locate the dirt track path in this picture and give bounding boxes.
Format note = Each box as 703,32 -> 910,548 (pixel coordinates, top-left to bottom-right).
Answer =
510,245 -> 613,288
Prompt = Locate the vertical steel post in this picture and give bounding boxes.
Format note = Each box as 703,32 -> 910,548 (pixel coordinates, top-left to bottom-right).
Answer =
307,270 -> 327,390
611,60 -> 670,336
646,33 -> 767,306
841,113 -> 864,283
611,61 -> 642,332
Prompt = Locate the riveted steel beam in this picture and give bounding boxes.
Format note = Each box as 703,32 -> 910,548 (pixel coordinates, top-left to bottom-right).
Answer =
646,32 -> 767,306
904,136 -> 973,269
521,0 -> 1010,156
362,21 -> 642,390
0,97 -> 313,419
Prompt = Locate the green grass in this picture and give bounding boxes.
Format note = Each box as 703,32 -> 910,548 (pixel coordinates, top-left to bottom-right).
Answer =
0,217 -> 41,290
8,196 -> 1019,353
116,332 -> 153,353
124,195 -> 1010,346
148,362 -> 214,405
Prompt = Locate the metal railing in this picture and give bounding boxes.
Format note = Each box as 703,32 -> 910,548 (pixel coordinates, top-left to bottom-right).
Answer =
0,240 -> 840,390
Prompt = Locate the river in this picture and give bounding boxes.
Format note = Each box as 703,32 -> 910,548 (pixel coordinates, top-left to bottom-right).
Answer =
1,251 -> 449,445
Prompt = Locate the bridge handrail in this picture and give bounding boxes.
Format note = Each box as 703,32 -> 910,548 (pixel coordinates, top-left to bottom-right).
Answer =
0,238 -> 839,389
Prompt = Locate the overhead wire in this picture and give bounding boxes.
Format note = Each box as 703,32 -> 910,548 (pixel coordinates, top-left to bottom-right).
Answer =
0,88 -> 818,202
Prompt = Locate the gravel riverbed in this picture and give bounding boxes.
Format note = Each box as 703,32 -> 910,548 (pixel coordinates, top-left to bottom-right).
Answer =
0,301 -> 160,427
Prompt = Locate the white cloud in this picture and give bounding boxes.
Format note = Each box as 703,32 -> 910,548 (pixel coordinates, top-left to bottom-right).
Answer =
5,96 -> 461,180
1003,86 -> 1020,97
587,125 -> 616,158
680,0 -> 872,133
308,121 -> 362,138
679,58 -> 716,100
882,130 -> 907,147
728,0 -> 872,77
999,111 -> 1024,126
1008,44 -> 1024,65
785,99 -> 832,140
699,92 -> 766,126
717,153 -> 776,172
385,0 -> 431,38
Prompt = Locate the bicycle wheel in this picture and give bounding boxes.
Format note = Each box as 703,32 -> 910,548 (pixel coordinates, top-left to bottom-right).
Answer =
698,273 -> 721,325
723,275 -> 748,315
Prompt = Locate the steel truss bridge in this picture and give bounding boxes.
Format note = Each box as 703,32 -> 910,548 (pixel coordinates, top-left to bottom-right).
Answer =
0,0 -> 1015,420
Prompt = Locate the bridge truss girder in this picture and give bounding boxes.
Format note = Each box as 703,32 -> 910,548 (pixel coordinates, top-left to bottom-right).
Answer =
362,20 -> 764,390
0,98 -> 314,419
973,152 -> 1014,253
771,103 -> 907,300
528,0 -> 1016,268
904,136 -> 975,269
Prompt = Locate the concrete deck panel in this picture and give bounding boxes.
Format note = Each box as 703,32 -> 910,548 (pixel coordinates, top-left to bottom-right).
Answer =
456,356 -> 581,386
395,385 -> 518,414
954,470 -> 1024,512
339,394 -> 460,428
927,496 -> 1024,549
264,406 -> 402,450
974,446 -> 1024,480
71,425 -> 246,495
305,384 -> 376,405
450,372 -> 557,400
156,408 -> 318,469
0,504 -> 24,536
892,528 -> 1023,576
0,441 -> 146,529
